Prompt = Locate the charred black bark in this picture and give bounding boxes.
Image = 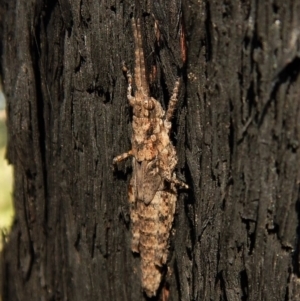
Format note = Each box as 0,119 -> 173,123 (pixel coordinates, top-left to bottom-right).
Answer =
1,0 -> 300,300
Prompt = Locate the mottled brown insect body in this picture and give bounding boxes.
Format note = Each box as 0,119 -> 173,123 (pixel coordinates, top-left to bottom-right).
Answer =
113,18 -> 187,297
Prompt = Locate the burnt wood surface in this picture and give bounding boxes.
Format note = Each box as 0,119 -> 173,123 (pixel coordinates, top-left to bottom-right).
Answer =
1,0 -> 300,300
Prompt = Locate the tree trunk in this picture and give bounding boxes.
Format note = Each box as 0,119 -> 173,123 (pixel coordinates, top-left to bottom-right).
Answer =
1,0 -> 300,300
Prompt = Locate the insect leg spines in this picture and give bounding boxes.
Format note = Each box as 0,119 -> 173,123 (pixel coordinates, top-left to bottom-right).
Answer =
113,150 -> 133,164
128,178 -> 140,253
122,63 -> 135,106
165,79 -> 180,122
161,170 -> 189,189
130,210 -> 140,253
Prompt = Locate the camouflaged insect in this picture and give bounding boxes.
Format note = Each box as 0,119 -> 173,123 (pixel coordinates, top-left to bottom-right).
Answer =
113,18 -> 188,297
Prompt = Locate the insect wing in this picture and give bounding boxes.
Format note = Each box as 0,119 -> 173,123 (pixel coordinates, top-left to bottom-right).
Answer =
132,159 -> 162,204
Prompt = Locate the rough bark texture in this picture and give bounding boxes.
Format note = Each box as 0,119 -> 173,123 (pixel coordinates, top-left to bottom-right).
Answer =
1,0 -> 300,300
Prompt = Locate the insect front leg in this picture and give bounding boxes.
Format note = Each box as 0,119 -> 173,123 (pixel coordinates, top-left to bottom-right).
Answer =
165,78 -> 180,122
122,63 -> 135,106
113,150 -> 133,164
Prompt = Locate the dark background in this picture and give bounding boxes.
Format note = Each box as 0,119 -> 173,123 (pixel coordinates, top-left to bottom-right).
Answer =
1,0 -> 300,300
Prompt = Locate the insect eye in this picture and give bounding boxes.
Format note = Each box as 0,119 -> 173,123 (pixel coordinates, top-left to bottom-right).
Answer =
144,99 -> 154,110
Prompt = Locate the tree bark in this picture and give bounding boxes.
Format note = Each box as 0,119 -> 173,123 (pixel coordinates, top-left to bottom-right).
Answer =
1,0 -> 300,300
